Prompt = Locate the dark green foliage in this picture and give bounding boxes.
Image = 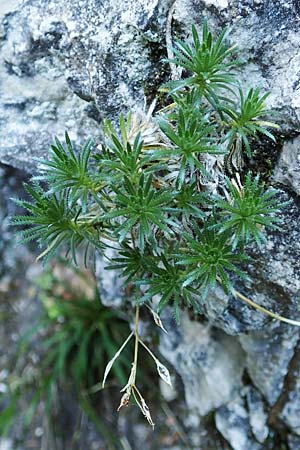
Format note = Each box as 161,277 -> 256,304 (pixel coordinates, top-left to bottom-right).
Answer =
156,105 -> 223,186
105,242 -> 149,282
173,182 -> 207,220
165,21 -> 239,108
137,254 -> 199,318
178,226 -> 249,297
104,174 -> 176,252
36,271 -> 131,387
164,21 -> 278,158
215,173 -> 286,248
102,129 -> 153,183
35,133 -> 102,209
11,182 -> 106,264
105,175 -> 173,253
223,88 -> 279,156
11,21 -> 284,322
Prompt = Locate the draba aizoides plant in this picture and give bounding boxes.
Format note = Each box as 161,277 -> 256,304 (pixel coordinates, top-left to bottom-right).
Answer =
11,21 -> 296,427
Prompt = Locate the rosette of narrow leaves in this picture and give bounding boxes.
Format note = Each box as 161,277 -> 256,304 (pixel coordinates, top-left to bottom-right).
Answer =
164,88 -> 207,122
155,105 -> 223,186
177,225 -> 248,298
105,242 -> 151,282
34,133 -> 103,211
101,131 -> 158,185
165,21 -> 238,107
11,182 -> 107,264
104,174 -> 177,252
173,181 -> 208,221
137,254 -> 199,323
223,87 -> 279,157
215,174 -> 285,248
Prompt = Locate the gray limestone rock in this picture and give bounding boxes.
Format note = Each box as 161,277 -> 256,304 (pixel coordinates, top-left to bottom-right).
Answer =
1,0 -> 300,172
273,136 -> 300,195
215,395 -> 262,450
288,434 -> 300,450
159,311 -> 245,417
202,285 -> 268,336
280,350 -> 300,436
240,323 -> 299,406
0,164 -> 32,277
95,246 -> 126,308
246,387 -> 269,444
0,1 -> 99,171
0,0 -> 170,171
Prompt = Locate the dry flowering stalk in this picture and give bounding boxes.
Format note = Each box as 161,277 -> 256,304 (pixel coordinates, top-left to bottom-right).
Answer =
102,305 -> 171,427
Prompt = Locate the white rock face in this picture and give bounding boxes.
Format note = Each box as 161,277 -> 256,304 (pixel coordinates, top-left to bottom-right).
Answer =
205,0 -> 229,9
0,0 -> 166,170
274,136 -> 300,195
159,312 -> 245,416
240,322 -> 300,405
281,364 -> 300,436
1,0 -> 300,171
0,0 -> 19,18
215,395 -> 262,450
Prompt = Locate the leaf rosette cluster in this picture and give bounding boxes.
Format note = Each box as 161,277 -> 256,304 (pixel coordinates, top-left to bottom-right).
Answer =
10,20 -> 290,428
11,21 -> 285,320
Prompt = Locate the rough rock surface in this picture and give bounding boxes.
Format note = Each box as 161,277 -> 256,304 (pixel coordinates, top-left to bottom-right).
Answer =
0,0 -> 170,171
215,395 -> 262,450
174,0 -> 300,131
240,323 -> 300,406
159,312 -> 245,417
1,0 -> 300,449
280,344 -> 300,436
288,434 -> 300,450
274,136 -> 300,195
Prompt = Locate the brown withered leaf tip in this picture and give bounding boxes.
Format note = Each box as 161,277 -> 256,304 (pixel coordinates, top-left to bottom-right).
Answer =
117,392 -> 130,411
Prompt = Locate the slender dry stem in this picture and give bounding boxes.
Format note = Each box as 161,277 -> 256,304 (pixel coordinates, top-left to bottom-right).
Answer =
235,288 -> 300,327
133,305 -> 140,383
216,275 -> 300,326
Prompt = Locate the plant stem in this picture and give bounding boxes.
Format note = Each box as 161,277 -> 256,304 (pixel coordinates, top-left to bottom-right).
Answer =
131,229 -> 136,249
235,288 -> 300,327
132,384 -> 143,402
216,275 -> 300,326
133,305 -> 140,383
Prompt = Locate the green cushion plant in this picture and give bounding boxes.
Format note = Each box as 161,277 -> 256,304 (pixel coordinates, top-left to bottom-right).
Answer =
11,20 -> 294,427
